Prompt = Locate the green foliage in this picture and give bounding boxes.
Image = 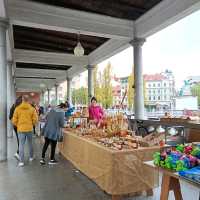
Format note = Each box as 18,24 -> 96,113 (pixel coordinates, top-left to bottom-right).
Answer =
127,74 -> 134,109
93,63 -> 113,108
72,87 -> 88,105
191,84 -> 200,105
101,62 -> 113,108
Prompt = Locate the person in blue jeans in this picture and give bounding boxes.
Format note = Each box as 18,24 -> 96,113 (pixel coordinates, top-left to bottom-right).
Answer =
12,95 -> 38,167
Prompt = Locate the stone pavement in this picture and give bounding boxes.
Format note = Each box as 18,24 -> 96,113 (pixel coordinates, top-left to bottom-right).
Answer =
0,137 -> 199,200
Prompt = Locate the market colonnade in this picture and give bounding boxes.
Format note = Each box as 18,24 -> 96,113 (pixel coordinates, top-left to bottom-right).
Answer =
1,0 -> 200,162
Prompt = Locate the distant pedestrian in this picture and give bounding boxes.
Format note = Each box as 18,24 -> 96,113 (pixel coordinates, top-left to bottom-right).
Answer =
9,96 -> 23,160
40,105 -> 64,165
12,95 -> 38,167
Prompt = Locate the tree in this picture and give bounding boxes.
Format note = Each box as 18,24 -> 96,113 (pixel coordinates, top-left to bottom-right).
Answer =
72,87 -> 88,105
191,84 -> 200,105
101,62 -> 113,108
93,65 -> 103,103
127,74 -> 134,109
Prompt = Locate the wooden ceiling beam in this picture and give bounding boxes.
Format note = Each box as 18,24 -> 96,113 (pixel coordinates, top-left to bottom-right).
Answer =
31,0 -> 146,20
13,25 -> 107,44
14,30 -> 98,49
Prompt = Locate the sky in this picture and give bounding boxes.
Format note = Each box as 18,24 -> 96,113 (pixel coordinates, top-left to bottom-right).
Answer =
96,9 -> 200,89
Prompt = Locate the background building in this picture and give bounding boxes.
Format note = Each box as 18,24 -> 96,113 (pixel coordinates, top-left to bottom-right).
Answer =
144,70 -> 175,111
112,76 -> 128,108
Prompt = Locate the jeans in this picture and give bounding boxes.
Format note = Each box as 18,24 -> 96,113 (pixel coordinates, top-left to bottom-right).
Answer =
13,126 -> 19,154
18,132 -> 33,162
42,137 -> 57,160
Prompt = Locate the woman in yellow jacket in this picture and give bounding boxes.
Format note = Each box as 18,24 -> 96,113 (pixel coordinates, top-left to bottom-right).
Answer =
12,95 -> 38,167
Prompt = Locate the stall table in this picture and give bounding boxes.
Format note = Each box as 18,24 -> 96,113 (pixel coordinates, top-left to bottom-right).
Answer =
59,130 -> 160,200
144,161 -> 200,200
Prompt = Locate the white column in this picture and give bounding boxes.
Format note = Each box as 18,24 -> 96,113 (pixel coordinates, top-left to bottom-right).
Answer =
87,65 -> 95,102
40,90 -> 45,106
55,84 -> 58,105
47,88 -> 50,105
67,77 -> 72,103
7,61 -> 13,138
131,38 -> 146,119
0,19 -> 8,161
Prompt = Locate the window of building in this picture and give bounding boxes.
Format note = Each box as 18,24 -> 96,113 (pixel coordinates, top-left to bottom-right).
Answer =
153,83 -> 156,87
148,83 -> 151,88
153,90 -> 155,94
158,83 -> 160,87
158,89 -> 160,93
164,89 -> 166,93
158,96 -> 161,100
153,96 -> 156,100
149,97 -> 151,100
164,83 -> 167,87
149,90 -> 151,94
164,95 -> 167,100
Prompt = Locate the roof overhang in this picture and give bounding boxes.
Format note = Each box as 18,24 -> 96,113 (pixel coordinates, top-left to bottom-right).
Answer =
5,0 -> 200,91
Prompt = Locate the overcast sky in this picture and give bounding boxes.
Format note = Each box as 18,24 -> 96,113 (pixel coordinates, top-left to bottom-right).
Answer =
96,9 -> 200,89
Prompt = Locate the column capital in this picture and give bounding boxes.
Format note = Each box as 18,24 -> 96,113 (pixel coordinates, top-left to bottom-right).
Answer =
7,61 -> 13,66
86,65 -> 95,70
66,77 -> 72,82
0,17 -> 9,29
54,83 -> 59,88
130,38 -> 146,47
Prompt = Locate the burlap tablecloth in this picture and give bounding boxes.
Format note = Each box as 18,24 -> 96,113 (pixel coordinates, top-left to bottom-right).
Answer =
59,130 -> 159,195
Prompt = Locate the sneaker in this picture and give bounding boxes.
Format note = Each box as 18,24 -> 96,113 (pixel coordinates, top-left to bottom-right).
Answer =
48,160 -> 58,165
14,153 -> 20,160
40,159 -> 45,165
29,157 -> 35,162
18,162 -> 24,167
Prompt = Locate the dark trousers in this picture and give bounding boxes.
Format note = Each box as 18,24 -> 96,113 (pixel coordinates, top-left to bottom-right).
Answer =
13,126 -> 19,154
42,137 -> 57,160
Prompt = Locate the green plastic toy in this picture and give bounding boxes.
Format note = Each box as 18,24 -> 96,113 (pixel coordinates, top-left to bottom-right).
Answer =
176,144 -> 184,153
153,152 -> 161,166
176,160 -> 187,171
164,156 -> 173,169
191,147 -> 200,158
160,160 -> 165,168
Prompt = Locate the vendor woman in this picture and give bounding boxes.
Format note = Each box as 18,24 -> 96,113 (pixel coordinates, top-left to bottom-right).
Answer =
89,97 -> 104,126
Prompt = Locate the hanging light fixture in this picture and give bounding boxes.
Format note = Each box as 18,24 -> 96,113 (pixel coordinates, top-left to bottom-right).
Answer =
74,32 -> 84,56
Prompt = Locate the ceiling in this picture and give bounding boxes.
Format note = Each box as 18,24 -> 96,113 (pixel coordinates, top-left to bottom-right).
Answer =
29,0 -> 163,20
13,25 -> 109,54
15,62 -> 71,90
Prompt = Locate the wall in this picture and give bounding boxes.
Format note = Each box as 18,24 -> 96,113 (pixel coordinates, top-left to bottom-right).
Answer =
16,92 -> 41,105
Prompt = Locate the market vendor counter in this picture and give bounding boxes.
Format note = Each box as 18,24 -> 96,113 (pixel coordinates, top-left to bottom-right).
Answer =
59,130 -> 160,199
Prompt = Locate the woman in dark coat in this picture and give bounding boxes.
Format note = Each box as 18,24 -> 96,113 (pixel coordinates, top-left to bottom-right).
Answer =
40,105 -> 64,165
9,96 -> 22,160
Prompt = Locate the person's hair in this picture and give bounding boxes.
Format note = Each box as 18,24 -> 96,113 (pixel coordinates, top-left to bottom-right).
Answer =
91,96 -> 97,103
58,103 -> 66,109
15,96 -> 22,107
22,95 -> 29,102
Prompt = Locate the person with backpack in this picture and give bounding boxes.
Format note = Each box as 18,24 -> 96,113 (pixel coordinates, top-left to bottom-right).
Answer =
9,96 -> 23,160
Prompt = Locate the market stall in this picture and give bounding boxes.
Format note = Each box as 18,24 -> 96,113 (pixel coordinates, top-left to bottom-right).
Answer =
59,130 -> 159,199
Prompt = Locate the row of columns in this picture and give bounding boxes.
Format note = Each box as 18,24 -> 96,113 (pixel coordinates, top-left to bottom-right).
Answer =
39,38 -> 145,116
0,19 -> 145,161
85,38 -> 145,119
